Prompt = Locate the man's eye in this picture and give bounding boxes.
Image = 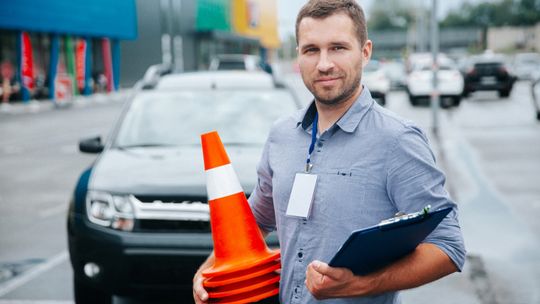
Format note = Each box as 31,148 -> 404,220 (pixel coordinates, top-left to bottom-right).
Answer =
332,46 -> 345,51
304,48 -> 317,54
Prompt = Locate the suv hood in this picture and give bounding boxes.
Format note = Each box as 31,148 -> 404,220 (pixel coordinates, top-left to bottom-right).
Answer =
89,146 -> 262,197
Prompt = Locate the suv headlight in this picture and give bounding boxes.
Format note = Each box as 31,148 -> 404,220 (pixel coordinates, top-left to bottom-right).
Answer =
86,191 -> 135,231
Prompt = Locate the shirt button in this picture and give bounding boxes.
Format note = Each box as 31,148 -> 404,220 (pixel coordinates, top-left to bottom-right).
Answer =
298,252 -> 303,258
317,142 -> 323,147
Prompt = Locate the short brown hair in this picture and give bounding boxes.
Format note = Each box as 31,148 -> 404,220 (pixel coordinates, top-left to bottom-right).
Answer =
295,0 -> 368,46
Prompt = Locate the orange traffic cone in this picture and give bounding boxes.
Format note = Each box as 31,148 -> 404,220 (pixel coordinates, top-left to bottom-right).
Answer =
203,259 -> 281,287
200,131 -> 280,303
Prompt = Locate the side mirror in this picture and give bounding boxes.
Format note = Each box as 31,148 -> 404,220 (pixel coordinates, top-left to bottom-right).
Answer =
79,136 -> 104,153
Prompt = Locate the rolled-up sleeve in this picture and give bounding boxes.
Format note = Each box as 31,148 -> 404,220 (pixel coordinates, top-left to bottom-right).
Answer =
248,137 -> 277,233
385,126 -> 466,271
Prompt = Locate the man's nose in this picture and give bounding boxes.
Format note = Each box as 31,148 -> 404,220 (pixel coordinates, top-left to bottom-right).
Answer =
316,51 -> 335,73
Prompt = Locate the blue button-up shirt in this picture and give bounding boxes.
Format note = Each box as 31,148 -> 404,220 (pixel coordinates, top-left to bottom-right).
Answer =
248,88 -> 466,304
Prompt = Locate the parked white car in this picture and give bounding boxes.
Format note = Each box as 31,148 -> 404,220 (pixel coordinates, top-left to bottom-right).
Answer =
362,60 -> 390,106
406,56 -> 464,108
513,52 -> 540,80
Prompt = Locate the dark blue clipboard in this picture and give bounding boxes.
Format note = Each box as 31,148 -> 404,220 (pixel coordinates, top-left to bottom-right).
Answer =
328,207 -> 452,275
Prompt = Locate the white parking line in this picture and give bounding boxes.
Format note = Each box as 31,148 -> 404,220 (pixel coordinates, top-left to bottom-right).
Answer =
0,251 -> 68,297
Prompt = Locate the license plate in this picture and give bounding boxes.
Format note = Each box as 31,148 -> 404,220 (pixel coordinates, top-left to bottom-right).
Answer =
481,76 -> 497,84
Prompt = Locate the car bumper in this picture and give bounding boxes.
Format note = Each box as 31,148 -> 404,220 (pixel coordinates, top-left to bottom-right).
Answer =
465,81 -> 513,92
408,82 -> 463,97
68,213 -> 279,296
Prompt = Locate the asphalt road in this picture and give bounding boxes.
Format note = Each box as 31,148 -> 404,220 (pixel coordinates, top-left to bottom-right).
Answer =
1,78 -> 539,303
0,99 -> 125,302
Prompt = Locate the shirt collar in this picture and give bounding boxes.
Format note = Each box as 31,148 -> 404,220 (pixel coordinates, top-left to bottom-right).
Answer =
296,86 -> 374,133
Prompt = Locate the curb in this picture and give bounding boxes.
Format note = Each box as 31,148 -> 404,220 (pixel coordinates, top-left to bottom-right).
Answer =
0,90 -> 131,116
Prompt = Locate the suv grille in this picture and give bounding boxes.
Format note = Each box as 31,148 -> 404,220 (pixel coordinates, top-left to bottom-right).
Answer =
130,195 -> 210,233
138,219 -> 211,232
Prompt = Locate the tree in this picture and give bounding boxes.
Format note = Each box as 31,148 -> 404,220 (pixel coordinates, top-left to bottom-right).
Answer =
367,0 -> 414,30
441,0 -> 540,28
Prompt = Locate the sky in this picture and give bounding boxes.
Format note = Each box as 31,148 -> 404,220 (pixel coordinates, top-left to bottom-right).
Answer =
276,0 -> 490,39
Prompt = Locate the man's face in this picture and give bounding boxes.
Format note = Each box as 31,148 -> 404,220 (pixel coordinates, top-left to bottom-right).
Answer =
297,13 -> 372,106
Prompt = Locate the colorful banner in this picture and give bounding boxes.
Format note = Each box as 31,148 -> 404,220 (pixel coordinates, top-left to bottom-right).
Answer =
65,36 -> 78,96
48,34 -> 59,100
102,38 -> 114,92
19,32 -> 34,94
83,38 -> 93,95
75,39 -> 87,91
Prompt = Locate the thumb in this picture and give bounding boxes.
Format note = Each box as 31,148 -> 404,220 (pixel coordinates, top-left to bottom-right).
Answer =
311,260 -> 340,280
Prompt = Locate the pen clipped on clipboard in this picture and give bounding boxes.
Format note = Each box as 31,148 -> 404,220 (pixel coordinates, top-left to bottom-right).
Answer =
377,205 -> 431,229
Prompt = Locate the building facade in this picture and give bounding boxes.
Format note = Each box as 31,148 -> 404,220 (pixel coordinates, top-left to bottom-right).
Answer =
0,0 -> 280,99
488,23 -> 540,52
0,0 -> 137,102
120,0 -> 280,87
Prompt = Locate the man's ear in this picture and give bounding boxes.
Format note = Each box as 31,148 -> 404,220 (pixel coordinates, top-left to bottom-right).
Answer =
361,40 -> 373,68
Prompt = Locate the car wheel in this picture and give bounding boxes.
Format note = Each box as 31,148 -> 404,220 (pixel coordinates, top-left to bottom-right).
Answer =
440,99 -> 452,109
536,111 -> 540,121
74,278 -> 112,304
409,95 -> 418,106
379,95 -> 386,106
499,89 -> 510,98
453,96 -> 461,107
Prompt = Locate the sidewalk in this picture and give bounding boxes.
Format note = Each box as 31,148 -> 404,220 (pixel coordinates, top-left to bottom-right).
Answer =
0,90 -> 130,116
399,110 -> 484,304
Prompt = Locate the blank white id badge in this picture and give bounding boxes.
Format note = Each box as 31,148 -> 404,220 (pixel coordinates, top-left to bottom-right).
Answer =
286,173 -> 318,219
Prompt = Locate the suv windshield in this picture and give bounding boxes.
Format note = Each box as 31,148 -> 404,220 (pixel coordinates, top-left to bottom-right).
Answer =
114,90 -> 297,148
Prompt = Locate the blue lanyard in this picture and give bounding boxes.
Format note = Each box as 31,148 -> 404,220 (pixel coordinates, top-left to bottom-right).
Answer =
306,112 -> 318,173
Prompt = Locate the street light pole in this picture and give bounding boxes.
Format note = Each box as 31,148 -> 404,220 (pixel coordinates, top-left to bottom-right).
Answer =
430,0 -> 440,136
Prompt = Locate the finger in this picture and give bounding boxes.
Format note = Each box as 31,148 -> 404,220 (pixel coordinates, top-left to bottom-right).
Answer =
193,277 -> 209,303
306,263 -> 325,286
310,260 -> 340,280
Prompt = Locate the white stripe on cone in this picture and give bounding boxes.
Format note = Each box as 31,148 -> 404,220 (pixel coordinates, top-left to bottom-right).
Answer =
206,164 -> 243,200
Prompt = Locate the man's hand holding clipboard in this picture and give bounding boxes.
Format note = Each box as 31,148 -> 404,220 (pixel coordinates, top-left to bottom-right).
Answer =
328,206 -> 452,275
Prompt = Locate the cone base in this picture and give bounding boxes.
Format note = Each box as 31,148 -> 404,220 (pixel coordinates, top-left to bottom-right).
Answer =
203,250 -> 280,278
204,259 -> 280,288
208,282 -> 279,304
207,272 -> 280,298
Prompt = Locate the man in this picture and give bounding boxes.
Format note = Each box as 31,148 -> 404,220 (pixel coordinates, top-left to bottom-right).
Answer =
193,0 -> 465,303
1,60 -> 14,105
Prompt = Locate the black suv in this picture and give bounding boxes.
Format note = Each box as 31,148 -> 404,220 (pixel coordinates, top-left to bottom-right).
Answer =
463,56 -> 516,98
67,71 -> 299,303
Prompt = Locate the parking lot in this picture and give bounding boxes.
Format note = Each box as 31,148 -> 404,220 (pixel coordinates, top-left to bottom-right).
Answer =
1,70 -> 540,303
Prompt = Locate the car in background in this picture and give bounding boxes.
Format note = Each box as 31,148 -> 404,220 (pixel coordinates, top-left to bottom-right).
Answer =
362,60 -> 390,106
381,61 -> 407,90
406,55 -> 464,108
209,54 -> 273,74
463,54 -> 516,98
135,63 -> 173,90
532,74 -> 540,121
513,52 -> 540,80
68,71 -> 300,303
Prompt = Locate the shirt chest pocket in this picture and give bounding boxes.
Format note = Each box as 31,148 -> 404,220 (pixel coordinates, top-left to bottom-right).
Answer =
314,169 -> 392,223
